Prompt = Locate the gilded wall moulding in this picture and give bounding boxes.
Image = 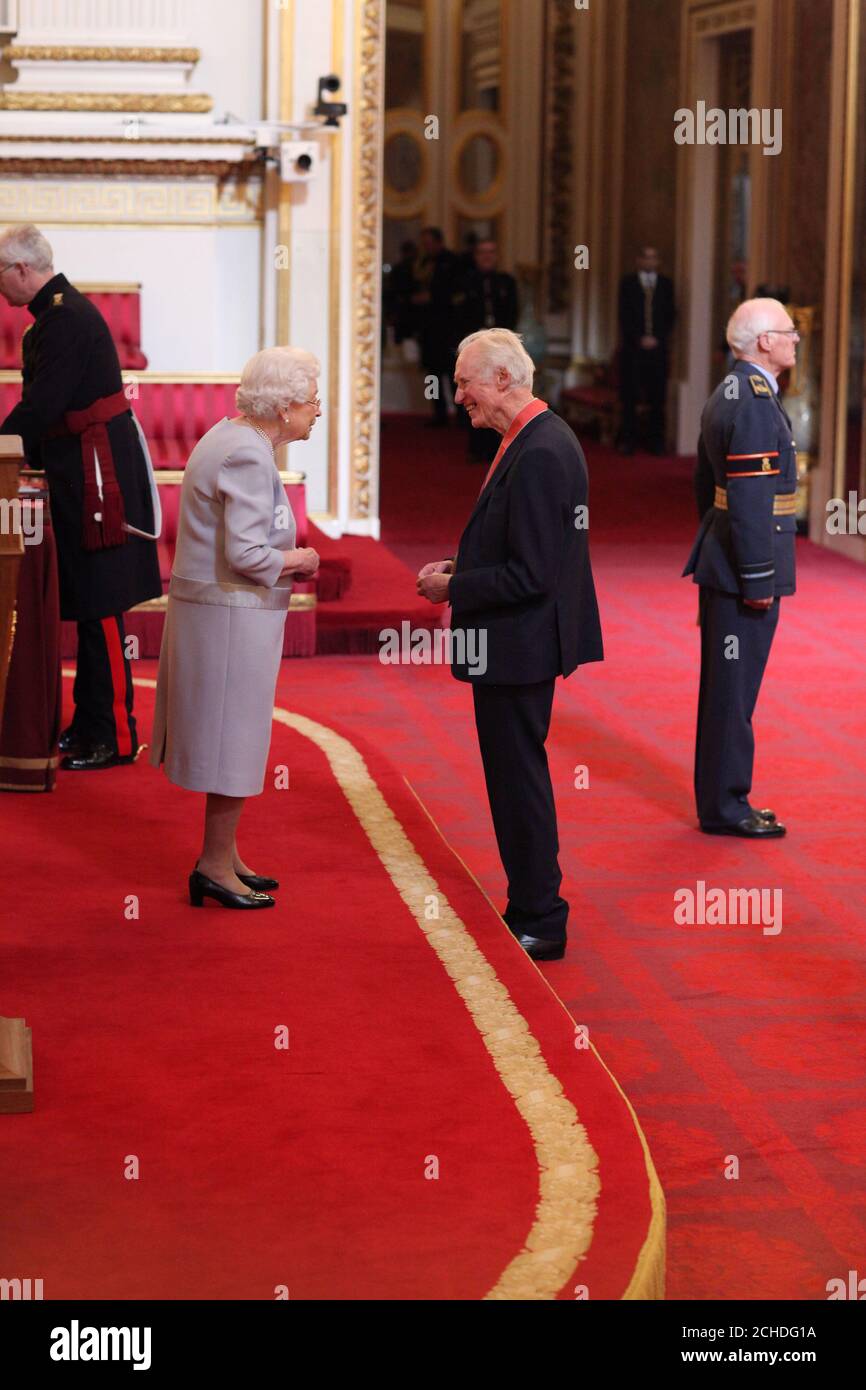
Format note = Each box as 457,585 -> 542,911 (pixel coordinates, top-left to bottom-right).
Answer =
0,180 -> 263,224
1,45 -> 201,63
0,92 -> 213,113
351,0 -> 385,522
0,158 -> 262,179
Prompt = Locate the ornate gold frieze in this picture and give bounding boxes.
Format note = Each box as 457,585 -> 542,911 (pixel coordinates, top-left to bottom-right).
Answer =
1,45 -> 201,63
0,180 -> 262,225
351,0 -> 385,522
0,92 -> 213,113
0,158 -> 261,179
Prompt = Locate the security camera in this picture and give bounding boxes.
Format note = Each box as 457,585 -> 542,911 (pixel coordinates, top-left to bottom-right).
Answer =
280,141 -> 317,182
315,74 -> 347,128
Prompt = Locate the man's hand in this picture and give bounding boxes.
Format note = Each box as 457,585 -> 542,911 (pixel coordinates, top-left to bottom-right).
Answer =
417,560 -> 453,579
417,571 -> 451,604
743,596 -> 774,610
640,335 -> 659,350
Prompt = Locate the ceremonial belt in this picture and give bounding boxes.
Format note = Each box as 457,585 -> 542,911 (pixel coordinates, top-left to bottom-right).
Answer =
48,388 -> 129,551
714,486 -> 797,515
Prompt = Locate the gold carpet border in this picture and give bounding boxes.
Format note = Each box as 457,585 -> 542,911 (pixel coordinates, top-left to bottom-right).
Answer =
65,668 -> 658,1298
267,704 -> 599,1300
86,672 -> 602,1297
403,776 -> 667,1301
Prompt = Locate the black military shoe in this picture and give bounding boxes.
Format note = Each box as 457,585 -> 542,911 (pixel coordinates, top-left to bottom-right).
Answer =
702,814 -> 786,839
61,742 -> 137,771
753,807 -> 778,823
58,725 -> 84,755
510,932 -> 567,961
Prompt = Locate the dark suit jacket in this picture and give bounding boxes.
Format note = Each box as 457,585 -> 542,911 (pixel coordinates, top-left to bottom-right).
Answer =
448,411 -> 604,684
457,268 -> 519,339
618,272 -> 676,350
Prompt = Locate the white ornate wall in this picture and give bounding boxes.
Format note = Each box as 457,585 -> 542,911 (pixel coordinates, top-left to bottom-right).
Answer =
0,0 -> 386,534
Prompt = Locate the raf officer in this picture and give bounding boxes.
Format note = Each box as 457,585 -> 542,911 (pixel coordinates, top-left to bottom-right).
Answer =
683,297 -> 799,837
0,223 -> 161,770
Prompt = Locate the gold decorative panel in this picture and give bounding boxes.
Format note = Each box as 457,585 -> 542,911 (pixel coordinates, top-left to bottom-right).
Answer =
0,180 -> 262,225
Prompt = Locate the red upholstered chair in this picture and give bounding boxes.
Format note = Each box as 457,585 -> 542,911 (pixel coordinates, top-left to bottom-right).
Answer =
560,353 -> 623,445
0,284 -> 148,370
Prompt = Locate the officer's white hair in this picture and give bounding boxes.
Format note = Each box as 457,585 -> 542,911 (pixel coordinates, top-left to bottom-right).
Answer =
235,346 -> 320,419
726,298 -> 788,356
0,223 -> 54,273
457,328 -> 535,389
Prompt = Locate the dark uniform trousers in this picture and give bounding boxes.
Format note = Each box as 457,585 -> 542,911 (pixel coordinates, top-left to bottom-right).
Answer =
695,589 -> 780,829
472,678 -> 568,942
72,614 -> 137,756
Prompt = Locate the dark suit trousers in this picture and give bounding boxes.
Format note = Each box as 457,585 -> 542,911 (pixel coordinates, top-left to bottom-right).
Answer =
72,614 -> 138,755
472,679 -> 568,941
695,588 -> 780,829
620,345 -> 667,447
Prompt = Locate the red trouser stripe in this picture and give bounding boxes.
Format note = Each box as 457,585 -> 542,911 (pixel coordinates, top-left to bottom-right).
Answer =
101,616 -> 133,757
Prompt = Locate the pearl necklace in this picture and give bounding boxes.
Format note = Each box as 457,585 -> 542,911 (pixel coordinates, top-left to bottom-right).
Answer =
240,417 -> 275,455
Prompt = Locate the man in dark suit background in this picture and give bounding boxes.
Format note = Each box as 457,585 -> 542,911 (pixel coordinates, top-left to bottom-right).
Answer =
412,227 -> 460,427
456,239 -> 519,464
617,244 -> 676,455
417,329 -> 603,960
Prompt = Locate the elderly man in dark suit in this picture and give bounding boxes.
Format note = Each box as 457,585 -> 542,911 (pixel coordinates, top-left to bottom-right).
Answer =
417,328 -> 604,960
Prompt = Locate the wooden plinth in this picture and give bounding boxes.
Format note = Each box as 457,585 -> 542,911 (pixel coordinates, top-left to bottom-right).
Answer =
0,1016 -> 33,1113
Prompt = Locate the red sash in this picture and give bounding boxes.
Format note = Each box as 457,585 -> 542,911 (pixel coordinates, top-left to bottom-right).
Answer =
56,389 -> 130,551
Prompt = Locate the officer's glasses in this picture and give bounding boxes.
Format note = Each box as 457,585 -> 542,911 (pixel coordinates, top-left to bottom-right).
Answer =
760,327 -> 800,338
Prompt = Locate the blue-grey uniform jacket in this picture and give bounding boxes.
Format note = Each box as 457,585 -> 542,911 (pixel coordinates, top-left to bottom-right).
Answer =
683,359 -> 797,601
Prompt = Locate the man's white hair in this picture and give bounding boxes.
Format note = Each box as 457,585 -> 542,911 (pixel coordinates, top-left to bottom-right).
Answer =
726,297 -> 788,356
0,223 -> 54,273
457,328 -> 535,389
235,346 -> 320,419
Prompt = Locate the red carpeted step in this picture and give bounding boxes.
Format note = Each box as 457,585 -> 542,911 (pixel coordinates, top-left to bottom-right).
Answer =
0,667 -> 662,1300
315,533 -> 442,656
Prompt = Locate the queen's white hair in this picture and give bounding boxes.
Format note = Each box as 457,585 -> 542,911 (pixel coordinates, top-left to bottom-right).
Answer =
0,223 -> 54,273
235,346 -> 320,419
726,297 -> 788,355
457,328 -> 535,389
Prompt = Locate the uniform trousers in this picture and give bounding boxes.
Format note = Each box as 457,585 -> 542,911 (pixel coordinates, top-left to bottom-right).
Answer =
71,614 -> 137,755
695,587 -> 780,829
472,678 -> 568,942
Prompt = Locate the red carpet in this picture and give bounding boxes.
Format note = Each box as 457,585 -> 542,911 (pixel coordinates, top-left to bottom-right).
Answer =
365,416 -> 866,1300
0,674 -> 661,1301
4,414 -> 864,1301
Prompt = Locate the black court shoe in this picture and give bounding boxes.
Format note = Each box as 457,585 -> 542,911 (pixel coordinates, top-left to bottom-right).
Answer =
236,872 -> 280,891
189,869 -> 275,910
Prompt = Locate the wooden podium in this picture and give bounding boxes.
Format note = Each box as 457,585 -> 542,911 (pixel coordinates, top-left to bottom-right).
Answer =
0,433 -> 34,1112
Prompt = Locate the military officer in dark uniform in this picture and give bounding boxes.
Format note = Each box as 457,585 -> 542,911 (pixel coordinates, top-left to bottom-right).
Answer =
683,297 -> 800,837
0,223 -> 161,770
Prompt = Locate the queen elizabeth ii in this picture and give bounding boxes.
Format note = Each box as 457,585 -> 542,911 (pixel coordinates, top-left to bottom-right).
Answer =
151,346 -> 321,910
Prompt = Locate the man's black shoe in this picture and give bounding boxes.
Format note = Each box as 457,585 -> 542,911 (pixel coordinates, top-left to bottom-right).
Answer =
510,932 -> 566,961
61,742 -> 137,771
701,814 -> 786,838
58,725 -> 84,755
